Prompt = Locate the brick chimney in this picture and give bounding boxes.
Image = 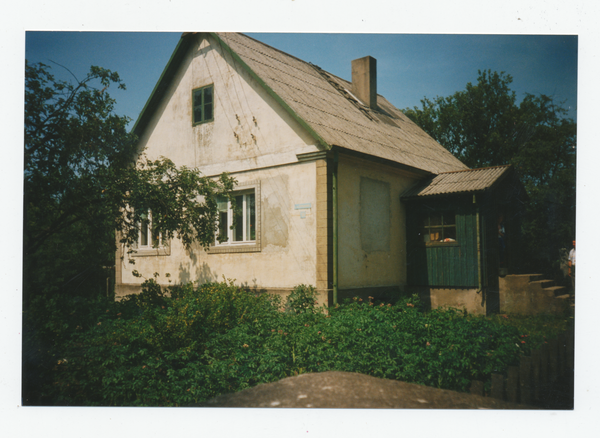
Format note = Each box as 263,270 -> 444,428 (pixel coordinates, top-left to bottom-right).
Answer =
351,56 -> 377,109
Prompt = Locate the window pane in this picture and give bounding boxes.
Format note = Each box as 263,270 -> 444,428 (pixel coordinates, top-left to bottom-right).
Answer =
234,195 -> 244,241
140,219 -> 149,246
429,227 -> 443,242
216,196 -> 228,241
204,102 -> 213,121
204,86 -> 213,104
216,196 -> 228,212
193,107 -> 203,123
193,89 -> 203,107
443,213 -> 456,226
246,193 -> 255,241
444,226 -> 456,241
430,214 -> 442,226
218,211 -> 228,241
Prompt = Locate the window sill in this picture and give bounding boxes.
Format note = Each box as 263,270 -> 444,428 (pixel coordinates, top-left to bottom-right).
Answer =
131,246 -> 171,257
209,243 -> 261,254
192,118 -> 214,127
423,242 -> 460,248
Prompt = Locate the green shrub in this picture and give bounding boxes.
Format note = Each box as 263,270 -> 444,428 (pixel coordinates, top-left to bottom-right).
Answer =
26,281 -> 570,406
285,284 -> 320,314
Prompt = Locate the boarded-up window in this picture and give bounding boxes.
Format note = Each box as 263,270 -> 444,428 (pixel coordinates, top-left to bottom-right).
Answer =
360,177 -> 390,252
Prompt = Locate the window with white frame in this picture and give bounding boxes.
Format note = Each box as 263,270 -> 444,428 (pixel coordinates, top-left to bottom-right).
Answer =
133,211 -> 170,256
139,211 -> 161,248
209,180 -> 261,254
216,190 -> 256,245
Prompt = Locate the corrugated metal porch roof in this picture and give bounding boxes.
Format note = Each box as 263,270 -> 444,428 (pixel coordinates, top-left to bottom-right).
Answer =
401,165 -> 513,198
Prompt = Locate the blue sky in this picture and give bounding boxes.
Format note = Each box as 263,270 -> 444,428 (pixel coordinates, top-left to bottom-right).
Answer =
25,32 -> 578,128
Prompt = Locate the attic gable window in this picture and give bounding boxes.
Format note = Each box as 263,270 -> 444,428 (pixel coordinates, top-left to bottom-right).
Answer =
421,211 -> 456,244
193,85 -> 214,125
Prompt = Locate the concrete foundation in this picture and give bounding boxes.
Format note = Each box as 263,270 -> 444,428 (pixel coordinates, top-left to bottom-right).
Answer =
414,287 -> 487,315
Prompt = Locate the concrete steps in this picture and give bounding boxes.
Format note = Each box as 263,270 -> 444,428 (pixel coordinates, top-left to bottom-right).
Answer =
499,274 -> 572,315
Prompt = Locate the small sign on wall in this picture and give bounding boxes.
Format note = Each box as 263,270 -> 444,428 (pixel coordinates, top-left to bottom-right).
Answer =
294,203 -> 312,219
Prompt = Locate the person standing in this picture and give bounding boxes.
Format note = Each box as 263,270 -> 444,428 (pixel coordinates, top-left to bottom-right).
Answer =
568,240 -> 576,292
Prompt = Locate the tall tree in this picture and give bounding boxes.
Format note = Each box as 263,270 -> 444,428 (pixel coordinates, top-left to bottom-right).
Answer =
24,62 -> 235,301
404,70 -> 576,273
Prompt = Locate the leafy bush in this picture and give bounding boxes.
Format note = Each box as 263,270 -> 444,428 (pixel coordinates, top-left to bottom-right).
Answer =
285,284 -> 320,314
24,281 -> 570,406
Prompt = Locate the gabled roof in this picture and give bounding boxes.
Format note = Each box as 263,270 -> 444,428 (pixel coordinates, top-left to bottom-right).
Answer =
400,165 -> 513,199
134,32 -> 469,175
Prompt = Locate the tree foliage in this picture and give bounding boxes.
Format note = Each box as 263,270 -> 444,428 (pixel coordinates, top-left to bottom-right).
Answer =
404,70 -> 576,273
23,61 -> 236,301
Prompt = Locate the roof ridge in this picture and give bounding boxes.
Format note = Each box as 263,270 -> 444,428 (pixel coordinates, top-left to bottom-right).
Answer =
220,32 -> 322,74
185,32 -> 325,80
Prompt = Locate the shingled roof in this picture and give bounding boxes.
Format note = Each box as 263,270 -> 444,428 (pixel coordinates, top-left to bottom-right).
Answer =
134,32 -> 469,175
400,165 -> 513,199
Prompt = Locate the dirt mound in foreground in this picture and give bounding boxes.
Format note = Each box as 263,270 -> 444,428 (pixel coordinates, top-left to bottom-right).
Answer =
197,371 -> 534,409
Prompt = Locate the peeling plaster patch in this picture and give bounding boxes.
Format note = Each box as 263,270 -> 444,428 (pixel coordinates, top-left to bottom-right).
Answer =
263,205 -> 288,248
360,177 -> 390,253
262,175 -> 290,249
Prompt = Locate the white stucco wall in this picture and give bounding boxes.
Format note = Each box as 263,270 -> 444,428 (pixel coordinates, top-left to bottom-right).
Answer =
117,33 -> 321,295
119,163 -> 318,291
136,34 -> 319,171
337,154 -> 423,291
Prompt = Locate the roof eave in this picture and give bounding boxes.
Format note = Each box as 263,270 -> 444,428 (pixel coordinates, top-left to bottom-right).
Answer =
401,188 -> 489,201
331,145 -> 434,178
132,35 -> 193,137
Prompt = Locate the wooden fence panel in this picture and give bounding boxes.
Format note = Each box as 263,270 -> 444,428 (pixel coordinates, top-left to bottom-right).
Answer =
549,339 -> 559,383
507,366 -> 519,404
476,330 -> 574,408
470,380 -> 484,397
531,349 -> 541,404
490,373 -> 504,400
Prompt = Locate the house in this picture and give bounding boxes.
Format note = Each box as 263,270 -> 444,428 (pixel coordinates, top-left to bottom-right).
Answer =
115,32 -> 527,315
